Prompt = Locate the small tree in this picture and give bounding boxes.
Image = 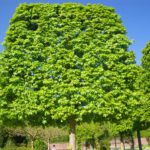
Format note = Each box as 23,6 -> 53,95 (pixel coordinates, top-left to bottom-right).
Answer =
6,126 -> 42,150
77,122 -> 114,150
40,126 -> 68,148
5,126 -> 68,150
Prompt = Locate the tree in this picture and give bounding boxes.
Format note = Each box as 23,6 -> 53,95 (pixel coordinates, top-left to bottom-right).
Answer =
6,126 -> 41,150
0,3 -> 137,150
5,126 -> 68,150
77,122 -> 103,149
134,41 -> 150,150
141,42 -> 150,122
112,64 -> 141,150
77,122 -> 114,150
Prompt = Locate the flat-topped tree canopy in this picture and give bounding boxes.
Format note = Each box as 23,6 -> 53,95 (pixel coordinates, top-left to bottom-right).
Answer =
0,3 -> 137,127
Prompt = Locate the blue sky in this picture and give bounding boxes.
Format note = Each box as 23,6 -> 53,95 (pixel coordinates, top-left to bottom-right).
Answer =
0,0 -> 150,65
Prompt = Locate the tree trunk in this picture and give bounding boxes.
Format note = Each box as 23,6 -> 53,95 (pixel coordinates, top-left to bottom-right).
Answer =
48,138 -> 50,150
130,131 -> 135,150
83,142 -> 87,150
31,140 -> 34,150
120,142 -> 125,150
114,137 -> 117,149
91,138 -> 95,150
120,133 -> 125,150
146,137 -> 150,146
90,143 -> 94,150
69,120 -> 76,150
137,126 -> 142,150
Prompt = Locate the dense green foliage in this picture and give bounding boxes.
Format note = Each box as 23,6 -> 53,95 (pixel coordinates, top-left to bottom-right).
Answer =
140,42 -> 150,122
0,3 -> 137,126
1,2 -> 150,150
77,122 -> 113,149
34,139 -> 47,150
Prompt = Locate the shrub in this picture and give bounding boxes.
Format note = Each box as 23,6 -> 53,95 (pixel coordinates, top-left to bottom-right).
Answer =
34,139 -> 47,150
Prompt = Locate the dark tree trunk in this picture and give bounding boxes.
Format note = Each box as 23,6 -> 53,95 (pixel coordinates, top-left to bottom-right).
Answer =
146,137 -> 150,146
91,138 -> 95,150
137,126 -> 142,150
130,131 -> 135,150
114,137 -> 117,149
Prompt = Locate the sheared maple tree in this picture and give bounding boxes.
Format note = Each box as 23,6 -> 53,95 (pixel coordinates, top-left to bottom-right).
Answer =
0,3 -> 138,150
